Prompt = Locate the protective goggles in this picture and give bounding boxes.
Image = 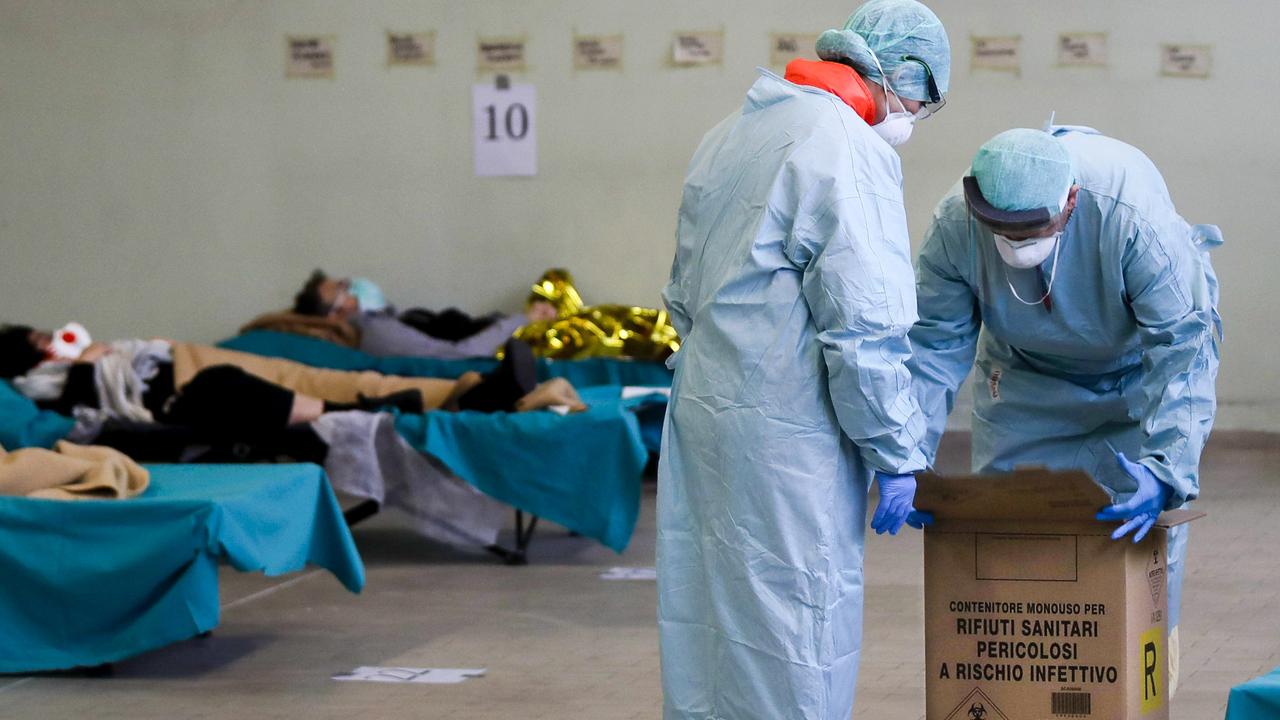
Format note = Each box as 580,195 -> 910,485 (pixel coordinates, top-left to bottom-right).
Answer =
900,54 -> 945,119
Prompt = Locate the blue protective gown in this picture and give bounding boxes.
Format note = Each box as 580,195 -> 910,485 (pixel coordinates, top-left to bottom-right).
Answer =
908,125 -> 1221,635
658,69 -> 928,720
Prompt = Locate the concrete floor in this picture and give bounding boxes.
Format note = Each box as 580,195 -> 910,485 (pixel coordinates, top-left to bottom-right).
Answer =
2,431 -> 1277,719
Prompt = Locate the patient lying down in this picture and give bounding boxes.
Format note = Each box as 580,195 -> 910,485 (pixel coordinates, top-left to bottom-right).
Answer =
0,324 -> 587,450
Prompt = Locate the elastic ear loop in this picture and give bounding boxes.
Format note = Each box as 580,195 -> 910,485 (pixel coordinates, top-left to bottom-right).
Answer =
868,52 -> 907,116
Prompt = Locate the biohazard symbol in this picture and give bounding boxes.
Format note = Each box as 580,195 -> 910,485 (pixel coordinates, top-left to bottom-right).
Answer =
1147,545 -> 1166,608
944,688 -> 1010,720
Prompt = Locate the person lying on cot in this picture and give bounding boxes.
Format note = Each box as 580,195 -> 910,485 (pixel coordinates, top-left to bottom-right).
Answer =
241,270 -> 559,359
0,324 -> 588,444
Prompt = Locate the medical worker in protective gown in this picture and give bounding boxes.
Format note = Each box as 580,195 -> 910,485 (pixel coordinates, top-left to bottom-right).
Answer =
656,1 -> 950,717
907,126 -> 1221,696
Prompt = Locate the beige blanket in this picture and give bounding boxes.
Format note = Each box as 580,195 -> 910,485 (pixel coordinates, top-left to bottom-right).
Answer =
0,442 -> 150,500
170,342 -> 457,409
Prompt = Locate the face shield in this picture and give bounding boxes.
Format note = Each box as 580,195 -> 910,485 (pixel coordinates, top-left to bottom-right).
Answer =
962,176 -> 1062,237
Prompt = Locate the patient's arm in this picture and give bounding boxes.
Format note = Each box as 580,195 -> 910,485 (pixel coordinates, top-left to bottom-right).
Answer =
74,342 -> 111,364
515,378 -> 587,413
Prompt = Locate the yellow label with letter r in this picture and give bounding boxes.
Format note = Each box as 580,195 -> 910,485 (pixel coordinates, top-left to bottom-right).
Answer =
1140,626 -> 1164,713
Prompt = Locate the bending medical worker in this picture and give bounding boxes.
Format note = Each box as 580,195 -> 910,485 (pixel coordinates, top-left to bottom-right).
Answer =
657,1 -> 949,717
908,126 -> 1221,694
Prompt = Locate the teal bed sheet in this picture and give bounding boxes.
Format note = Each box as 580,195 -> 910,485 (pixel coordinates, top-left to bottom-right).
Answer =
217,330 -> 674,388
217,331 -> 666,544
395,385 -> 650,553
0,377 -> 75,450
1,377 -> 654,552
1227,666 -> 1280,719
0,463 -> 364,673
2,338 -> 660,545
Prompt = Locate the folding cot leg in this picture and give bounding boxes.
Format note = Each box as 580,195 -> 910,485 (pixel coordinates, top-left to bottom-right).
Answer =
485,509 -> 540,566
343,500 -> 381,527
515,510 -> 539,555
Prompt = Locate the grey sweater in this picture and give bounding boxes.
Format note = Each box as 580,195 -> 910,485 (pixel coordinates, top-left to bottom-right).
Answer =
351,312 -> 525,360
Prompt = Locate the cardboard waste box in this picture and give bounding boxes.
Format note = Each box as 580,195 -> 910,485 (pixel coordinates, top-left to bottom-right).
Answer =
914,468 -> 1203,720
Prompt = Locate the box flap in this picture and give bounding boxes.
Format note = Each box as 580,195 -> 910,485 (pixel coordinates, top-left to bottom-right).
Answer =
915,467 -> 1111,522
1154,508 -> 1206,528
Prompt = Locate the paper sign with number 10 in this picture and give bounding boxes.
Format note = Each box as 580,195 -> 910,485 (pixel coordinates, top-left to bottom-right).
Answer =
472,84 -> 537,177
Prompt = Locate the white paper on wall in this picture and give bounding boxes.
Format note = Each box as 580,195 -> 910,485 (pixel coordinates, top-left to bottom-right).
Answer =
473,83 -> 537,177
1161,44 -> 1211,78
971,35 -> 1021,74
478,37 -> 527,72
672,31 -> 724,66
574,34 -> 624,70
286,35 -> 335,78
1057,32 -> 1108,67
388,31 -> 435,66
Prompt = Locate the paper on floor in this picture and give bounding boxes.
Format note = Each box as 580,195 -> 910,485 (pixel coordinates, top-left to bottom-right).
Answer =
332,667 -> 486,684
600,566 -> 657,581
622,386 -> 671,400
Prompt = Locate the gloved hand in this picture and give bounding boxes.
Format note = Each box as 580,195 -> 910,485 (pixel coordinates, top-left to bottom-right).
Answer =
906,510 -> 934,530
872,472 -> 933,535
1095,452 -> 1173,543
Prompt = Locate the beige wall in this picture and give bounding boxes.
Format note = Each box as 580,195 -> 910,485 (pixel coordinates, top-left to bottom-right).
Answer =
1,0 -> 1275,427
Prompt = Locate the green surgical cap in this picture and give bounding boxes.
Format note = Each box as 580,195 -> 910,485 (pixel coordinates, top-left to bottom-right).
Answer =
816,0 -> 951,102
971,129 -> 1074,213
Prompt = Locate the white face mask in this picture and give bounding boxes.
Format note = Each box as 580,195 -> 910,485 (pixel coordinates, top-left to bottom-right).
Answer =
48,322 -> 92,361
348,277 -> 387,312
994,232 -> 1060,269
869,55 -> 915,147
873,110 -> 915,147
995,232 -> 1064,306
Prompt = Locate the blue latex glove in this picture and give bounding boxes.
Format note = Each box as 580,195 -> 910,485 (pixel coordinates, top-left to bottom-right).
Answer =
872,472 -> 933,535
1095,452 -> 1173,543
906,510 -> 934,530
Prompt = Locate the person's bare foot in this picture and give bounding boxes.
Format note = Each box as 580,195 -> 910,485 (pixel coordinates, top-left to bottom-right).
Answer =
515,377 -> 587,413
443,371 -> 485,411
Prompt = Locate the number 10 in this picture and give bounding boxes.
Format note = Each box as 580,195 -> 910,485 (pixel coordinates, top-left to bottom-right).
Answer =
485,103 -> 529,141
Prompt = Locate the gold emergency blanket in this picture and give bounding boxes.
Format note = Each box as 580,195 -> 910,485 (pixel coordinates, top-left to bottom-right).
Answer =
513,269 -> 681,361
